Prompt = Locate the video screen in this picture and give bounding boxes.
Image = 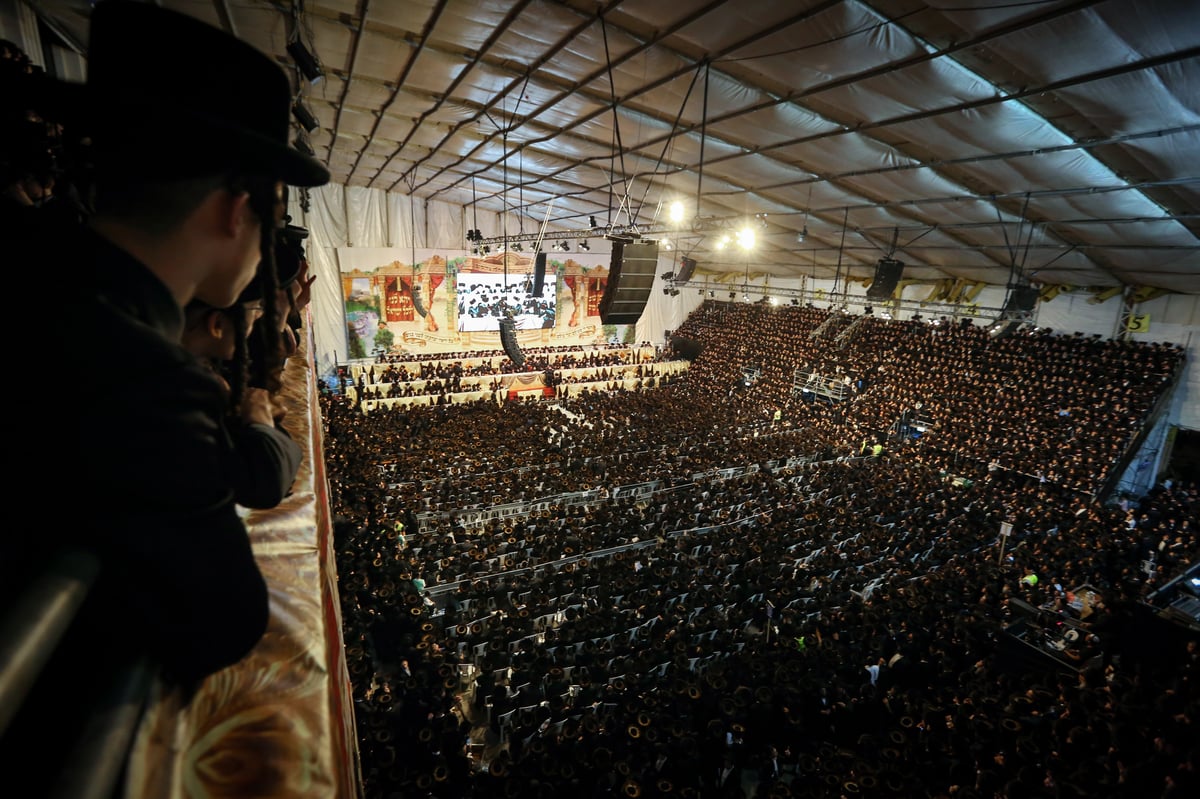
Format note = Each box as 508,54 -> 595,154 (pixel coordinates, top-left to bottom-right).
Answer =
456,272 -> 556,332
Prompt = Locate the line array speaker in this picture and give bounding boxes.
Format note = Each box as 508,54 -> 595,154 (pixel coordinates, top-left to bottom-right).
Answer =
498,319 -> 525,368
599,240 -> 659,325
866,258 -> 904,300
1004,286 -> 1039,315
676,256 -> 697,283
532,252 -> 547,295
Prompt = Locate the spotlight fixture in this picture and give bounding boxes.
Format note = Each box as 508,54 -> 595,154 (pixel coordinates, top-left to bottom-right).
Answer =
797,225 -> 808,243
292,99 -> 319,133
556,241 -> 570,252
864,306 -> 873,315
287,38 -> 324,84
512,243 -> 524,252
729,292 -> 736,300
589,216 -> 598,229
482,244 -> 491,254
466,229 -> 483,242
579,239 -> 590,251
790,298 -> 799,306
530,242 -> 541,253
708,291 -> 715,298
292,133 -> 314,156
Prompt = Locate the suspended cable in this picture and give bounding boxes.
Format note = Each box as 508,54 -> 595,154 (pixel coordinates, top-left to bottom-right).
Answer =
833,207 -> 849,301
632,62 -> 703,229
695,61 -> 710,225
601,13 -> 630,230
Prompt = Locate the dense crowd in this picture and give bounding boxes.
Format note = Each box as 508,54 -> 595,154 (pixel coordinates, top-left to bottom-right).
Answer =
324,301 -> 1196,799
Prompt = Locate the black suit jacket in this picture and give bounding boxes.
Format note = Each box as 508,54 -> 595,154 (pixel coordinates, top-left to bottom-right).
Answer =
41,229 -> 271,684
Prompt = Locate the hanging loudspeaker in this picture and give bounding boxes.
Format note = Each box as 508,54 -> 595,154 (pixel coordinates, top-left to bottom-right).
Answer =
866,259 -> 904,300
676,256 -> 697,283
532,252 -> 547,295
1004,286 -> 1039,315
599,240 -> 659,325
499,319 -> 525,368
411,280 -> 427,317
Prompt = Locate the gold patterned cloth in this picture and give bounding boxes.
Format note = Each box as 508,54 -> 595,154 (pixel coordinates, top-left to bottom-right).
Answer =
124,328 -> 361,798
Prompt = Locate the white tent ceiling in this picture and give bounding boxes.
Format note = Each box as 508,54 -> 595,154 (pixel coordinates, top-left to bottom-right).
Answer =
29,0 -> 1200,293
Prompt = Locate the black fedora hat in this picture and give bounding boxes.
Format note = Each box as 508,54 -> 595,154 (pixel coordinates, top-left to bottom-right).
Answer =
83,1 -> 329,187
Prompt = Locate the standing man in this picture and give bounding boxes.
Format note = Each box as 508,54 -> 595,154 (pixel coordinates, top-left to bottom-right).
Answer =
12,0 -> 330,721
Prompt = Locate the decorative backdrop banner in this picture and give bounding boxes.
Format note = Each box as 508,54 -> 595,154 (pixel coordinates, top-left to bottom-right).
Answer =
336,248 -> 633,356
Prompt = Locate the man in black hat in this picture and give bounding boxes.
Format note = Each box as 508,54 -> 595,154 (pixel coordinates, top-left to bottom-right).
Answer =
11,0 -> 330,724
181,280 -> 303,511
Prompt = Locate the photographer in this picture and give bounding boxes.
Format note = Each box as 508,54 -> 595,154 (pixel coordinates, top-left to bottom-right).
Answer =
10,0 -> 330,725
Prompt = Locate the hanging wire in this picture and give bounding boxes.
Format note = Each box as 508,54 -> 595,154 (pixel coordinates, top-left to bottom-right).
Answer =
601,13 -> 631,230
695,61 -> 711,224
410,181 -> 419,318
471,175 -> 479,248
834,207 -> 849,302
632,62 -> 703,229
502,126 -> 509,292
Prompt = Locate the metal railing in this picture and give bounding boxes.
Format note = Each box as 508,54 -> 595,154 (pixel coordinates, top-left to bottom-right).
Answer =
0,547 -> 154,799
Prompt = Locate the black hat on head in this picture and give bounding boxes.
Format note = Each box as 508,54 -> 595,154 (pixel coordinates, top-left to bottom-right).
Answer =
83,0 -> 329,187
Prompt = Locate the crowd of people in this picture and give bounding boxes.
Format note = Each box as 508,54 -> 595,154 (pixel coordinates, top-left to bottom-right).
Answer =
6,5 -> 1194,793
347,345 -> 672,403
323,301 -> 1196,798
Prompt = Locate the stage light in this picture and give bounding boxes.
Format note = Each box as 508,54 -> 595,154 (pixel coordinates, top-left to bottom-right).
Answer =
736,227 -> 756,250
589,216 -> 598,229
482,244 -> 491,254
292,133 -> 314,156
669,201 -> 685,224
864,306 -> 873,315
287,38 -> 324,84
797,225 -> 807,243
292,99 -> 319,132
557,241 -> 570,252
716,234 -> 730,250
579,240 -> 590,251
512,243 -> 523,252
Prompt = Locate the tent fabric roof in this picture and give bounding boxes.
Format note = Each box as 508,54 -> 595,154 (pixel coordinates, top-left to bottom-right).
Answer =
33,0 -> 1200,292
